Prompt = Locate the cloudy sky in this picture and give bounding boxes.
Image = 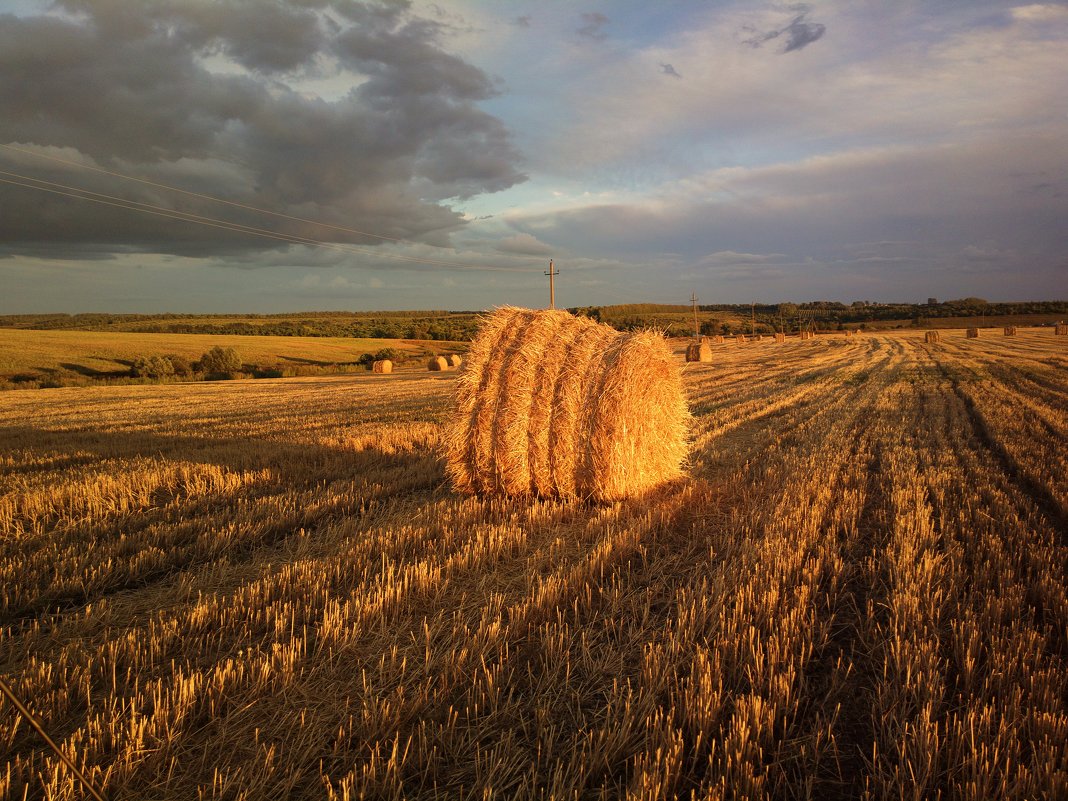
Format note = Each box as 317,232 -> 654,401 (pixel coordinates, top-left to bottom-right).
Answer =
1,0 -> 1066,312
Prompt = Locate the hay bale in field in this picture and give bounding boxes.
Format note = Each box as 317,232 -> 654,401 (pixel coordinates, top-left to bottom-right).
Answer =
775,332 -> 786,343
925,331 -> 940,344
1055,323 -> 1068,336
967,327 -> 980,338
1004,326 -> 1017,336
714,335 -> 725,343
685,341 -> 712,362
735,334 -> 746,344
372,359 -> 392,374
428,356 -> 449,371
448,354 -> 463,368
699,335 -> 712,345
800,331 -> 814,340
443,306 -> 689,502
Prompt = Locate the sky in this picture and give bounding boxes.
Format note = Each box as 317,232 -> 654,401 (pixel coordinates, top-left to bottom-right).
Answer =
1,0 -> 1066,313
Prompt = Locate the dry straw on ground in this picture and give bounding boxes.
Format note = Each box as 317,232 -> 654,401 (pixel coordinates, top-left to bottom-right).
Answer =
925,331 -> 940,344
444,306 -> 689,502
448,354 -> 462,368
428,356 -> 449,371
371,359 -> 392,374
686,342 -> 712,363
967,327 -> 980,338
1004,326 -> 1017,336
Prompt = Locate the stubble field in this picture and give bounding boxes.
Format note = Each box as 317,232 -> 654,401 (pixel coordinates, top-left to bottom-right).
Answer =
1,328 -> 1065,799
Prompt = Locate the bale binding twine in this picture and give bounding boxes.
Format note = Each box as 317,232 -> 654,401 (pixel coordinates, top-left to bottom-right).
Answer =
443,306 -> 689,502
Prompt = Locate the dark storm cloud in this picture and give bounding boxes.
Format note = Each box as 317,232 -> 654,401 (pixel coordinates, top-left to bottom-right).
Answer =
0,1 -> 526,259
577,12 -> 609,41
743,9 -> 826,53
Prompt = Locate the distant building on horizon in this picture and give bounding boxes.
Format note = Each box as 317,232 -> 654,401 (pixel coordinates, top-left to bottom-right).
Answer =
927,297 -> 938,305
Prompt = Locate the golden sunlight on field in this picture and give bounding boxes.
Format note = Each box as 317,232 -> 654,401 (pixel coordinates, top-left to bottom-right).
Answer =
1,329 -> 1066,799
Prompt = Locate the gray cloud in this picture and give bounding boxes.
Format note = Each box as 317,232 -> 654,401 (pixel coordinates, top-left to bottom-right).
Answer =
577,12 -> 609,41
0,1 -> 526,260
743,9 -> 826,53
514,15 -> 532,29
494,233 -> 553,256
659,62 -> 682,78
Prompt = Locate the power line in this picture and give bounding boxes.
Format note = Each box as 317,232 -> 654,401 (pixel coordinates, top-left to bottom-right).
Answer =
0,142 -> 434,247
0,170 -> 529,273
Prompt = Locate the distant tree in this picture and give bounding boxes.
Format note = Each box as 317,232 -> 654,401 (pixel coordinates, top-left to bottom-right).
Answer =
131,355 -> 175,379
199,346 -> 241,376
167,354 -> 193,377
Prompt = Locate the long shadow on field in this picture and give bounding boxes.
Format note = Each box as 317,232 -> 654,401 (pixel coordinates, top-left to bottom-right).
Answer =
0,424 -> 443,489
0,423 -> 446,627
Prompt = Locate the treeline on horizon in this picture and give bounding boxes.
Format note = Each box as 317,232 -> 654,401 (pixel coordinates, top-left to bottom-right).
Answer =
2,298 -> 1065,340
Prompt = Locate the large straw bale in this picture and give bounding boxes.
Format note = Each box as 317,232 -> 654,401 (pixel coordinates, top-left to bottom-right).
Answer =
1003,326 -> 1017,336
444,306 -> 689,502
448,354 -> 463,367
775,333 -> 786,343
735,334 -> 746,344
1057,323 -> 1068,335
967,327 -> 980,338
371,359 -> 392,374
428,356 -> 449,371
685,342 -> 712,362
925,331 -> 940,344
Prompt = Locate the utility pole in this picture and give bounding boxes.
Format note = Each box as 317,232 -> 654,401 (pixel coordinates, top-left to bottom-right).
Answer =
691,292 -> 700,338
545,259 -> 559,309
751,302 -> 756,336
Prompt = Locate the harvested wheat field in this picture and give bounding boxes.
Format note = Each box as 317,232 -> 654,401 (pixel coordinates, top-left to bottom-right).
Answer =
1,329 -> 1066,800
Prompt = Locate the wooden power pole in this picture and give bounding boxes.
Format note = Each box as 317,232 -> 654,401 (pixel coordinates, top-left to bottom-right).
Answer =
545,259 -> 559,309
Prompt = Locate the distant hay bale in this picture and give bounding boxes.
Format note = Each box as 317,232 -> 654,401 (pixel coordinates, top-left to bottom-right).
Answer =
428,356 -> 449,371
1055,323 -> 1067,335
685,342 -> 712,362
1004,326 -> 1017,336
775,332 -> 786,343
372,359 -> 392,374
800,331 -> 814,340
448,354 -> 463,367
698,335 -> 712,345
714,335 -> 725,343
925,331 -> 940,344
967,327 -> 980,338
444,306 -> 689,502
735,334 -> 746,344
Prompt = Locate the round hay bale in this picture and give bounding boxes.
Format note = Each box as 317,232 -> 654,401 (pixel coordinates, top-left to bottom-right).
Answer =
775,332 -> 786,343
448,354 -> 463,368
1056,323 -> 1068,335
1003,326 -> 1017,336
966,327 -> 980,338
685,341 -> 712,363
372,359 -> 392,374
925,331 -> 940,344
428,356 -> 449,371
443,306 -> 689,502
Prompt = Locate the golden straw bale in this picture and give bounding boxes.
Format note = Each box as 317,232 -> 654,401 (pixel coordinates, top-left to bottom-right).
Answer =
1004,326 -> 1017,336
925,331 -> 940,344
775,333 -> 786,343
714,335 -> 725,343
685,342 -> 712,362
444,306 -> 689,502
1056,323 -> 1068,335
448,354 -> 463,367
371,359 -> 392,374
967,327 -> 980,338
428,356 -> 449,371
735,334 -> 745,344
699,335 -> 712,345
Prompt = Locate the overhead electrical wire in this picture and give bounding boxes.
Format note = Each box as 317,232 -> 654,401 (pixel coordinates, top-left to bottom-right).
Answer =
0,145 -> 529,273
